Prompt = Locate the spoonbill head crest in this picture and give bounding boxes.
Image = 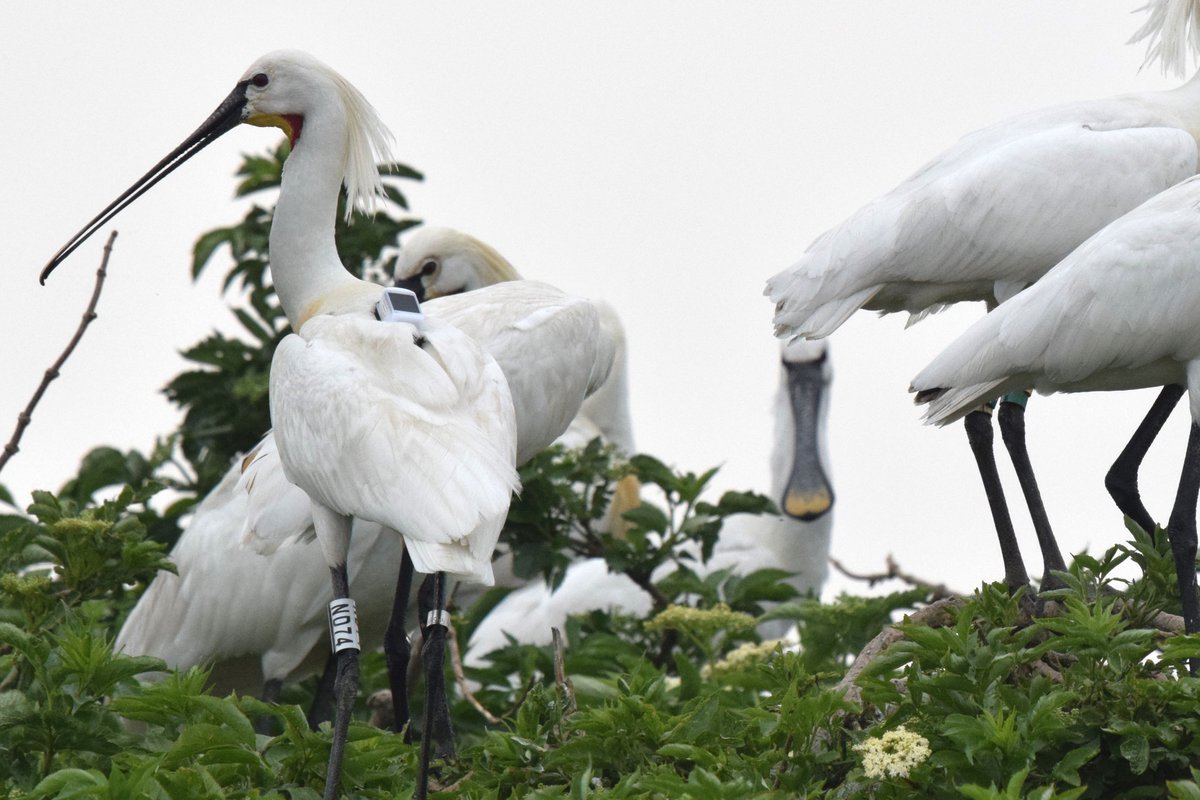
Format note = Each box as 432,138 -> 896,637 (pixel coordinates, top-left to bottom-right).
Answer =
395,227 -> 523,299
40,50 -> 392,283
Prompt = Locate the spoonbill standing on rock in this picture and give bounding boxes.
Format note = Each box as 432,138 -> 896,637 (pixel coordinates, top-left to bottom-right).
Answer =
765,63 -> 1200,594
39,50 -> 594,800
910,174 -> 1200,635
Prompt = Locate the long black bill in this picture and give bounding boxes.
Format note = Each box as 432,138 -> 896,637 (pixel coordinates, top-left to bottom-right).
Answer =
40,79 -> 252,284
781,354 -> 834,521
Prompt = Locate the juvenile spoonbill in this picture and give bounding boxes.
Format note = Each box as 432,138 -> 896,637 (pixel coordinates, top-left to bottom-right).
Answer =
467,337 -> 834,659
910,174 -> 1200,634
40,50 -> 598,800
765,68 -> 1200,591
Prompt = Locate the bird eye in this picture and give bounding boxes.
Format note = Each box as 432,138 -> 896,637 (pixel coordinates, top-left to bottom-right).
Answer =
251,72 -> 269,88
420,259 -> 437,277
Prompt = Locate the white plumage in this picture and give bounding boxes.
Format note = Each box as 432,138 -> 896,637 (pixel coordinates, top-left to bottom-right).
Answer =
270,313 -> 517,583
764,66 -> 1200,591
766,77 -> 1200,337
396,226 -> 634,457
1132,0 -> 1200,77
118,260 -> 617,697
911,175 -> 1200,425
910,174 -> 1200,632
38,51 -> 536,794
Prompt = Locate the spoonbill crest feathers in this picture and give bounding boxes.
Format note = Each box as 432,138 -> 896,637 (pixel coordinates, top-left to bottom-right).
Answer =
1131,0 -> 1200,77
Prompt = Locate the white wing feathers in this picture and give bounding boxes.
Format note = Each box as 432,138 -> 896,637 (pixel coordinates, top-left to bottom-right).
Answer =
270,314 -> 518,584
768,103 -> 1197,339
912,176 -> 1200,425
237,435 -> 314,553
427,281 -> 613,464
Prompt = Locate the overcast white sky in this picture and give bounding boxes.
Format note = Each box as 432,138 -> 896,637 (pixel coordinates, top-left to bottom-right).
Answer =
0,2 -> 1191,598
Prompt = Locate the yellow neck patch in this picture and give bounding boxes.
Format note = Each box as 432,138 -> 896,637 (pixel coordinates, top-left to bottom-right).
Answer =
247,113 -> 302,148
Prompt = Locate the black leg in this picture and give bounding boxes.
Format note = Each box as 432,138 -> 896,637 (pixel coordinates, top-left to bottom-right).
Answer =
997,394 -> 1067,589
384,548 -> 416,738
1167,424 -> 1200,644
416,571 -> 453,800
964,407 -> 1031,591
307,654 -> 337,730
255,678 -> 283,736
324,562 -> 361,800
1106,384 -> 1185,536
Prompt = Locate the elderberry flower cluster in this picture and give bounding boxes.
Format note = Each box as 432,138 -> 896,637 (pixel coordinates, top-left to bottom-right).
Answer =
853,725 -> 931,780
704,638 -> 784,677
644,602 -> 756,639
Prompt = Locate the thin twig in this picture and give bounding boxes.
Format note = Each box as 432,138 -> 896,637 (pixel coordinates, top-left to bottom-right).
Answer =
830,554 -> 960,600
0,232 -> 116,479
551,627 -> 576,717
0,665 -> 18,693
447,623 -> 501,724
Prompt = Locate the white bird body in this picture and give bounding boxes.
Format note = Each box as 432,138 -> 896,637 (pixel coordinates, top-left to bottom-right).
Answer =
115,467 -> 404,694
119,261 -> 616,694
912,174 -> 1200,423
271,312 -> 518,583
395,226 -> 628,458
556,299 -> 634,454
465,557 -> 650,663
767,76 -> 1200,338
423,281 -> 615,465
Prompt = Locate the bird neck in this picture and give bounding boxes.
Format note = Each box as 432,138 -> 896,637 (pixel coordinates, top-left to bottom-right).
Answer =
468,236 -> 523,285
270,108 -> 360,329
1156,69 -> 1200,143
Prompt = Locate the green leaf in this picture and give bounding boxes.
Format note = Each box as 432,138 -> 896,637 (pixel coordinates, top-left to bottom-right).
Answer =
192,227 -> 234,279
1052,741 -> 1099,786
621,504 -> 670,535
1120,733 -> 1150,775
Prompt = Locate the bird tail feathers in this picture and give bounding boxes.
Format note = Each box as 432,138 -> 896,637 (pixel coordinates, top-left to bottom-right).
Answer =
769,282 -> 879,340
406,533 -> 499,585
912,379 -> 1006,426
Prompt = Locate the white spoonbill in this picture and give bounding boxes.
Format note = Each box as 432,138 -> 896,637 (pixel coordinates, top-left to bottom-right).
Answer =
395,226 -> 642,523
39,50 -> 600,800
116,241 -> 617,739
467,337 -> 834,660
765,68 -> 1200,591
910,174 -> 1200,634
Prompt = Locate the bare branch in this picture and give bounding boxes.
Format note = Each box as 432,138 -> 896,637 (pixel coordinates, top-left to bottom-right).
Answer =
0,232 -> 116,479
551,627 -> 576,717
834,596 -> 966,705
830,554 -> 960,600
